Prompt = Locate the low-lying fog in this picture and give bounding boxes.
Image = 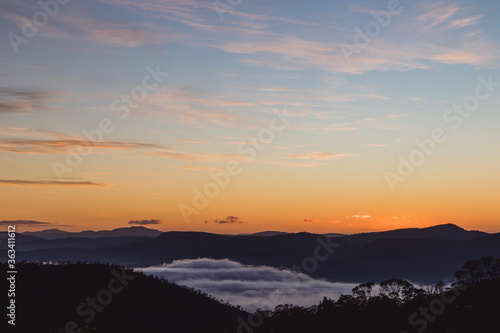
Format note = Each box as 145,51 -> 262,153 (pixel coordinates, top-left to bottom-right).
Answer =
136,258 -> 359,312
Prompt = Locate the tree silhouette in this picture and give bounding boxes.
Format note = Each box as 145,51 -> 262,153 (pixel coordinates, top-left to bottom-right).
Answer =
352,281 -> 375,300
454,256 -> 500,284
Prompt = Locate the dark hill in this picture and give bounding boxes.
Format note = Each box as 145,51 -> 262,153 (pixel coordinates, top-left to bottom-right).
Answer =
21,226 -> 162,239
338,223 -> 487,247
3,262 -> 245,332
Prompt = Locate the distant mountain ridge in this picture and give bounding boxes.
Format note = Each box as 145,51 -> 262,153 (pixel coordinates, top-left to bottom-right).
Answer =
247,231 -> 290,237
342,223 -> 488,247
21,226 -> 163,239
6,223 -> 500,283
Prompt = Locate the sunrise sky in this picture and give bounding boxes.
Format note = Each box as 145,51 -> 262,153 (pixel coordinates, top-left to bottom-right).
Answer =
1,0 -> 499,234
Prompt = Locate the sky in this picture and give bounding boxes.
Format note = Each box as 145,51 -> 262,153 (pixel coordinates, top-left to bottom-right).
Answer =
1,0 -> 499,234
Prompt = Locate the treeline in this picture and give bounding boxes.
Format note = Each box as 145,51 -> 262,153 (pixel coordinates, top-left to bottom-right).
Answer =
249,256 -> 500,333
3,257 -> 499,332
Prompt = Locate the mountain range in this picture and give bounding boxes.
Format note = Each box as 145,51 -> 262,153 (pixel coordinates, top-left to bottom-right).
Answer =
2,223 -> 499,283
21,226 -> 163,239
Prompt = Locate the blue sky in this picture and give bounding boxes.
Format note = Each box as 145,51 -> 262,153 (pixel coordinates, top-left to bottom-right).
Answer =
1,0 -> 499,233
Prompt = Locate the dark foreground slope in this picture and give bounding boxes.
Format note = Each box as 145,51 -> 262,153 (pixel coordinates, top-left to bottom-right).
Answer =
252,257 -> 500,333
2,262 -> 245,333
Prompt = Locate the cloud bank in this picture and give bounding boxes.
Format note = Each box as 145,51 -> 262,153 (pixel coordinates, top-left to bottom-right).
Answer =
137,258 -> 358,312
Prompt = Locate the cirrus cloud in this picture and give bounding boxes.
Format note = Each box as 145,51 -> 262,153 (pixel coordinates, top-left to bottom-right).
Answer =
0,220 -> 67,227
288,151 -> 355,160
0,180 -> 111,188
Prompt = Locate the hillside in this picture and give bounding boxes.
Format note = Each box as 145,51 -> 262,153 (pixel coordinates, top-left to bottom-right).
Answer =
3,262 -> 245,332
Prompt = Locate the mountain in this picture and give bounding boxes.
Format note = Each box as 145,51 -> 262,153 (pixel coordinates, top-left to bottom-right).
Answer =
9,224 -> 500,283
19,228 -> 72,239
21,226 -> 162,239
323,232 -> 345,238
249,231 -> 290,237
340,223 -> 487,247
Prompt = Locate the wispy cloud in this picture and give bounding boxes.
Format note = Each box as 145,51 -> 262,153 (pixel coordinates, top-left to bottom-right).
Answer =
357,117 -> 403,130
0,128 -> 164,154
0,3 -> 170,48
181,165 -> 221,171
63,16 -> 168,47
364,143 -> 388,148
205,1 -> 498,74
388,114 -> 409,119
0,138 -> 163,154
413,1 -> 483,31
0,88 -> 55,113
261,160 -> 326,168
0,220 -> 67,227
144,150 -> 249,163
0,180 -> 111,188
288,151 -> 355,161
177,139 -> 211,144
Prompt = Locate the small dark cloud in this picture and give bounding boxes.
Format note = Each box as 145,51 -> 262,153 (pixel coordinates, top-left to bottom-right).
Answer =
213,216 -> 242,224
128,219 -> 162,225
0,220 -> 67,227
304,219 -> 318,223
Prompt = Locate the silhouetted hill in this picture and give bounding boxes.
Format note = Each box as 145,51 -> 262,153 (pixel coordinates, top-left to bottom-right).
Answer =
322,232 -> 345,237
19,228 -> 71,239
3,262 -> 245,332
339,223 -> 487,247
9,224 -> 500,283
21,226 -> 162,239
249,231 -> 290,237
